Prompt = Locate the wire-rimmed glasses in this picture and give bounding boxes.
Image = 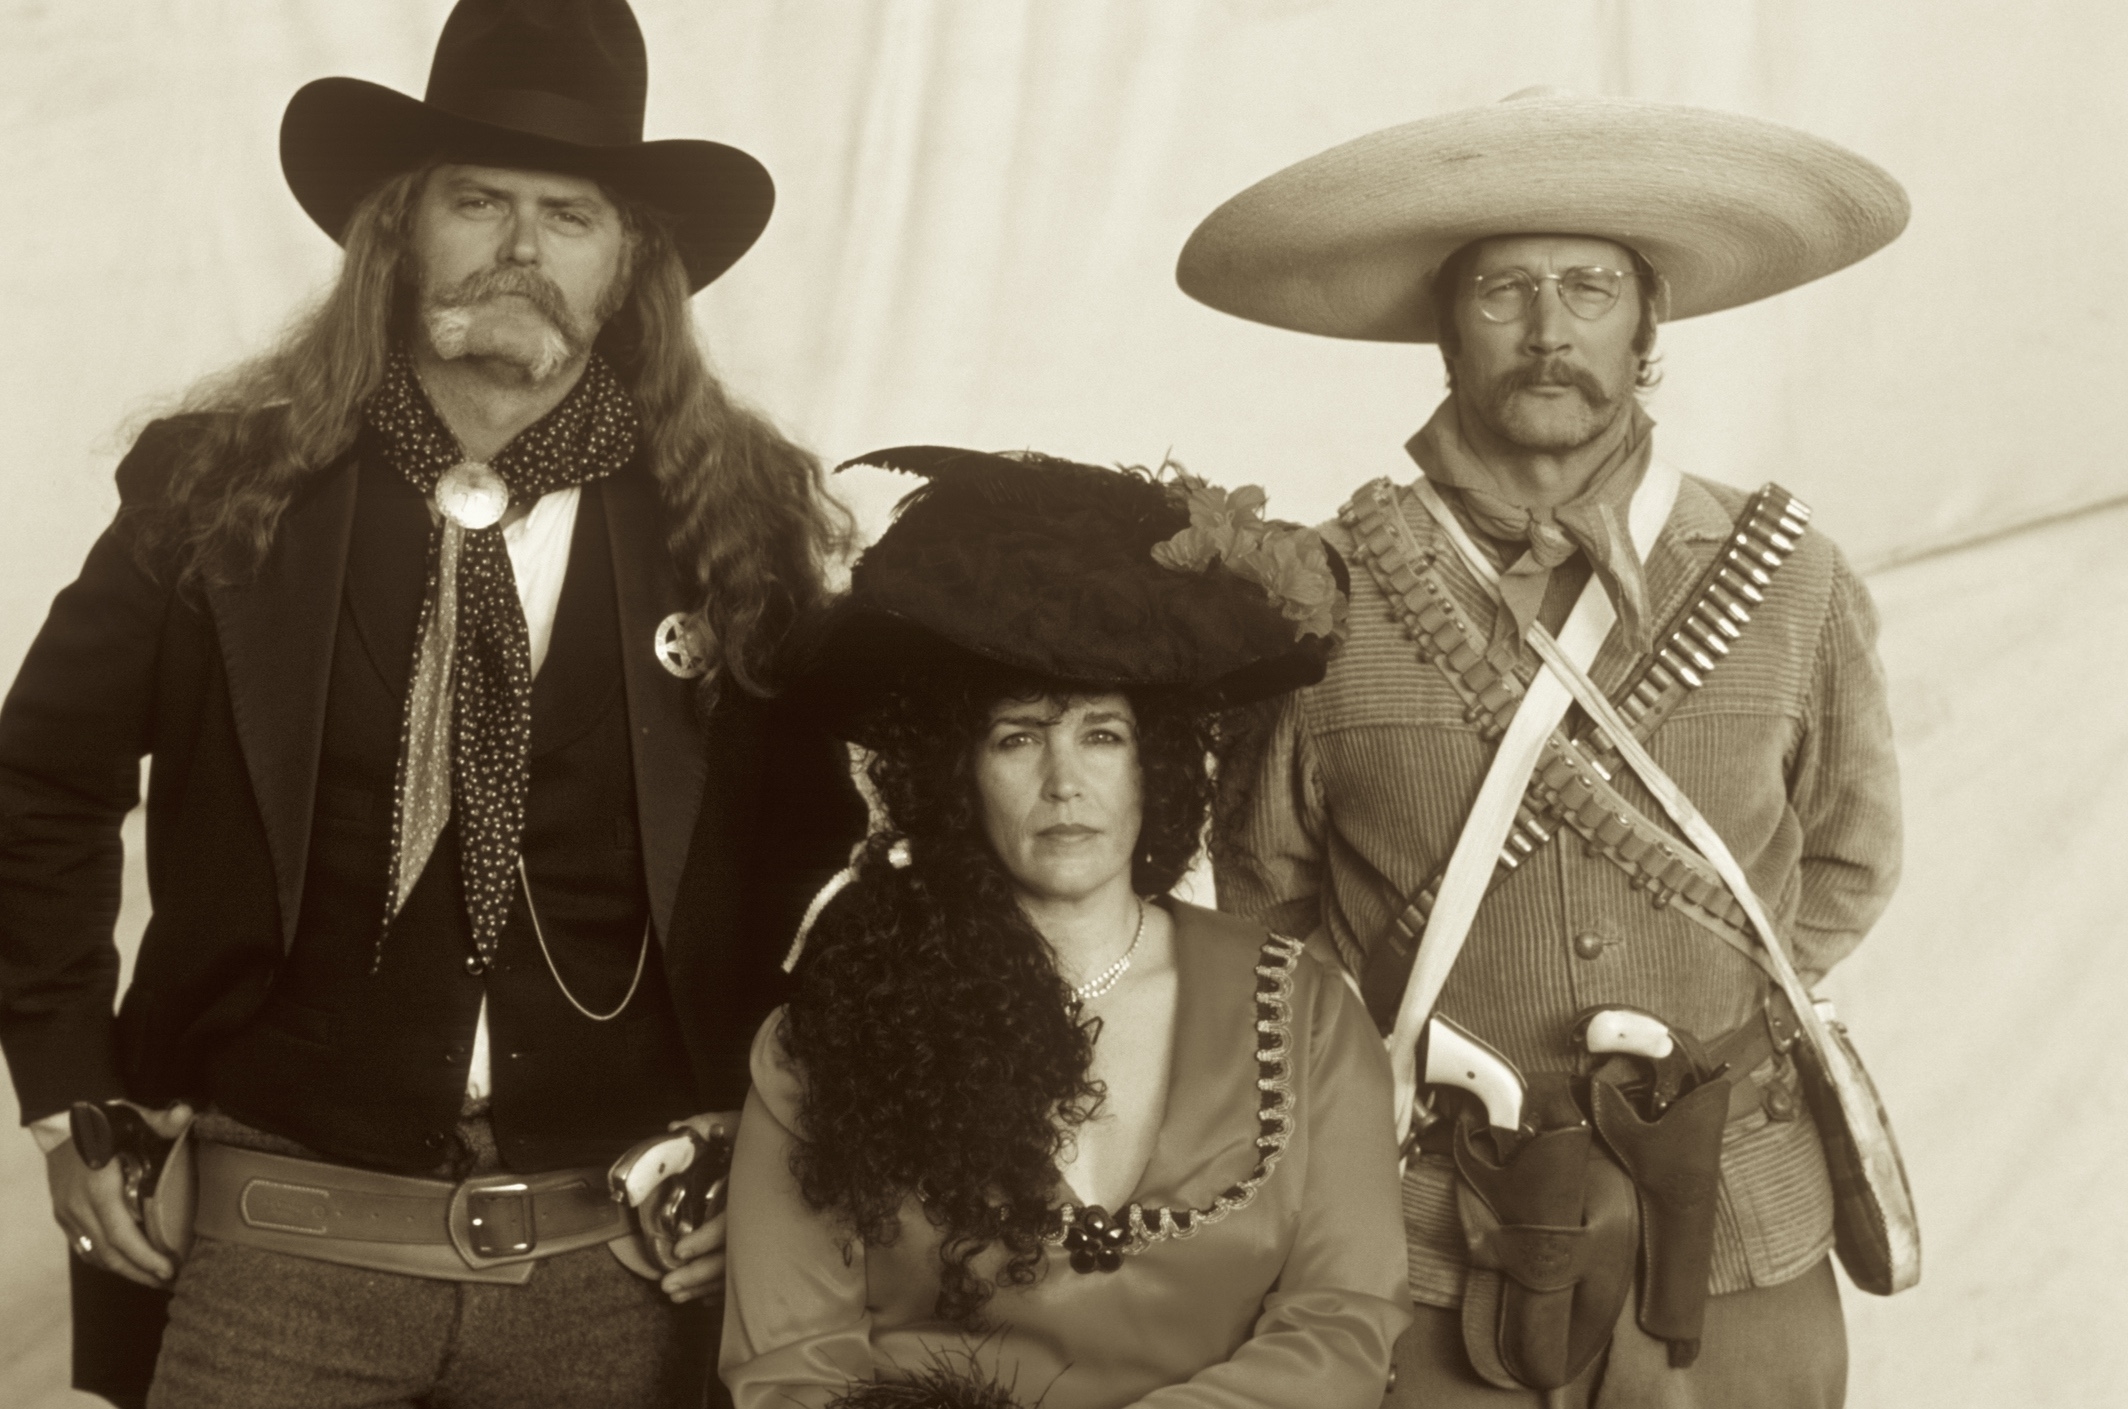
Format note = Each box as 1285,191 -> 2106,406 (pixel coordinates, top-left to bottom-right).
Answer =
1470,267 -> 1639,323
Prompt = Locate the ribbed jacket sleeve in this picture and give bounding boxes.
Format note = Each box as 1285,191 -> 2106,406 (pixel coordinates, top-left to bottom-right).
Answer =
1785,552 -> 1901,984
1211,696 -> 1328,952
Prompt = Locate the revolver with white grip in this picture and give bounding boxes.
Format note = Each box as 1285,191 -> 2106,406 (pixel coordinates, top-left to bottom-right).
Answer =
1418,1015 -> 1527,1134
1579,1007 -> 1700,1116
607,1126 -> 731,1273
1583,1008 -> 1675,1060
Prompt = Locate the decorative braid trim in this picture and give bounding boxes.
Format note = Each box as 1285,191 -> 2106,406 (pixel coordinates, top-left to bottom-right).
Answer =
1047,933 -> 1305,1263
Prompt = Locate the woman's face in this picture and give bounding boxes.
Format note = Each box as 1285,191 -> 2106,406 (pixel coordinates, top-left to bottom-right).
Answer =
973,692 -> 1143,908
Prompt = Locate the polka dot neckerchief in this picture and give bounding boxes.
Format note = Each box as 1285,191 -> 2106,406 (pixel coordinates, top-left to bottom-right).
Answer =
363,347 -> 641,971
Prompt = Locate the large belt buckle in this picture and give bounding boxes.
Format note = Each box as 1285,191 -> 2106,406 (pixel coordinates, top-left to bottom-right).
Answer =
461,1178 -> 537,1261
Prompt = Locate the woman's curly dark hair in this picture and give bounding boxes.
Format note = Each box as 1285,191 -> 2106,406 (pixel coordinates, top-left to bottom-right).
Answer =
780,666 -> 1217,1325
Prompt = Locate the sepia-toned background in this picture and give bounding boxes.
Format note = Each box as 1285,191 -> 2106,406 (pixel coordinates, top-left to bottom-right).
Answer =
3,2 -> 2124,1404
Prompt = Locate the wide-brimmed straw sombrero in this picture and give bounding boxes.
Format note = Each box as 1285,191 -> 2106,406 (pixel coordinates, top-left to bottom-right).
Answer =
1177,88 -> 1908,343
280,0 -> 773,293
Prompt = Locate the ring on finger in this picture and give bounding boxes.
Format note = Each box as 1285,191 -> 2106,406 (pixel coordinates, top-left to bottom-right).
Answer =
74,1233 -> 95,1258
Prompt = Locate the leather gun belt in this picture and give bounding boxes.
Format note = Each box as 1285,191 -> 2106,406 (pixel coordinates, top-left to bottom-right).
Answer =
1411,992 -> 1807,1161
192,1139 -> 627,1284
1338,480 -> 1811,960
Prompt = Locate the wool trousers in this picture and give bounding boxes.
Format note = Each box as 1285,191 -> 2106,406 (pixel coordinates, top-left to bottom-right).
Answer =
143,1112 -> 723,1408
145,1234 -> 714,1409
1385,1257 -> 1846,1409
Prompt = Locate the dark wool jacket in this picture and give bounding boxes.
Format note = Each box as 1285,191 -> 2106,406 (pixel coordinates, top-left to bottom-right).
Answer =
0,418 -> 865,1394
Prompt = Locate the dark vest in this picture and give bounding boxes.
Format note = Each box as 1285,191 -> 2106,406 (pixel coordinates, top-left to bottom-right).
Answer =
209,457 -> 699,1173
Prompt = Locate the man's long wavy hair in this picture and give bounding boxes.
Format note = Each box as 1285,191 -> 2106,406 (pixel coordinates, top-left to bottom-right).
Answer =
780,670 -> 1217,1326
123,163 -> 850,696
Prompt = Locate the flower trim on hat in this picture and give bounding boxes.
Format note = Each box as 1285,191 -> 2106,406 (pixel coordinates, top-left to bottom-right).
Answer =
1046,932 -> 1304,1273
1152,472 -> 1348,641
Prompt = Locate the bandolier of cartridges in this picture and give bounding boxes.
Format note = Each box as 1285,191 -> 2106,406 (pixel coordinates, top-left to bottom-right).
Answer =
1339,482 -> 1811,951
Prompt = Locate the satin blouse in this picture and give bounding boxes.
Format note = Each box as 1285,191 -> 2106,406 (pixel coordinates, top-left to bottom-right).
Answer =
720,901 -> 1411,1409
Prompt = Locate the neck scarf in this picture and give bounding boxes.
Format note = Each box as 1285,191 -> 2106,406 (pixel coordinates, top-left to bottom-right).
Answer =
364,349 -> 640,968
1405,395 -> 1658,650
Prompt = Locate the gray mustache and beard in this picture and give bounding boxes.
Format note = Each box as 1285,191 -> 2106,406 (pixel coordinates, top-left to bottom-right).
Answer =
421,266 -> 597,383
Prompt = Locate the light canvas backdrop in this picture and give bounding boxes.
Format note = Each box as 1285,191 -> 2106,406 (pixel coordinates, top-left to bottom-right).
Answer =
2,2 -> 2123,1405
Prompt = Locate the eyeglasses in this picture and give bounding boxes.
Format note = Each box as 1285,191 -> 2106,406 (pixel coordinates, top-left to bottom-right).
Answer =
1470,266 -> 1639,323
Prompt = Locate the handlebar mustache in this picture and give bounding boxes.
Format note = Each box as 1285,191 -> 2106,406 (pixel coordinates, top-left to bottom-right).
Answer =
430,267 -> 574,330
1500,360 -> 1608,403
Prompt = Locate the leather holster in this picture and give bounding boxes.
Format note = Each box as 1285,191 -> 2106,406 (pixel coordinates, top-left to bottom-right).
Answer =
1451,1074 -> 1639,1392
1590,1069 -> 1732,1367
143,1121 -> 198,1261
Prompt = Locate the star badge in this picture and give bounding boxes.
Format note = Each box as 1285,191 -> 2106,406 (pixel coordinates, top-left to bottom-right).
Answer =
654,613 -> 712,680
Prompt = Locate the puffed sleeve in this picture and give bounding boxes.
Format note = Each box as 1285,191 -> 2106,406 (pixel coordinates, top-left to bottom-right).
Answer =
1133,950 -> 1410,1409
720,1010 -> 875,1409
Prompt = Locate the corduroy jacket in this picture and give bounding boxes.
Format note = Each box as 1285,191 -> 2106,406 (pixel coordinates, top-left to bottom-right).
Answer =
1213,468 -> 1901,1307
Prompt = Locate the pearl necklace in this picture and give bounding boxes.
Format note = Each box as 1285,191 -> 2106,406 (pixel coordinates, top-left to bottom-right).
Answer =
1071,899 -> 1146,1003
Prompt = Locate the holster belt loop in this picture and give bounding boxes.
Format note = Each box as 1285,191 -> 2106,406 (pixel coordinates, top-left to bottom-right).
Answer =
1703,992 -> 1806,1123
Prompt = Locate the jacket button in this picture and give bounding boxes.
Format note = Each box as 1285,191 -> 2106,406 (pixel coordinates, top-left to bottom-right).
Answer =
422,1131 -> 446,1151
1765,1085 -> 1798,1121
1572,931 -> 1613,960
465,954 -> 486,976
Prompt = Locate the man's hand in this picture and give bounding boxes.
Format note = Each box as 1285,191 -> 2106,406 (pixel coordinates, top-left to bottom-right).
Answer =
46,1100 -> 192,1289
659,1109 -> 736,1305
661,1208 -> 727,1304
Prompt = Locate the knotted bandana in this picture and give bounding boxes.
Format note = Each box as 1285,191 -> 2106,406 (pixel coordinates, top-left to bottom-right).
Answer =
1406,395 -> 1658,652
364,349 -> 640,968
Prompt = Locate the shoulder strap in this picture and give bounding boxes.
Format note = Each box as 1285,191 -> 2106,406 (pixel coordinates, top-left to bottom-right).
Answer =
1376,463 -> 1678,1146
1380,568 -> 1604,1147
1351,479 -> 1812,964
1515,481 -> 1815,850
1519,605 -> 1922,1294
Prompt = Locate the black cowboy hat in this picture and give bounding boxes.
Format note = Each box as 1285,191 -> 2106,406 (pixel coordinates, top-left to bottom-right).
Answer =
280,0 -> 774,293
787,446 -> 1345,747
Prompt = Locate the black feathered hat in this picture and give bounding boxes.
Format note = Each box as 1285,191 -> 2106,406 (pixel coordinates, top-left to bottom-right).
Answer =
788,446 -> 1347,746
280,0 -> 773,293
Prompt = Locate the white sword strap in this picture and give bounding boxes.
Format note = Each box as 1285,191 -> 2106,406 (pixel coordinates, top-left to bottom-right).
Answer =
1517,619 -> 1898,1189
1383,461 -> 1680,1143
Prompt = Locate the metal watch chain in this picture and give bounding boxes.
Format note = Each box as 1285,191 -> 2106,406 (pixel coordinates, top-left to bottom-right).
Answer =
517,857 -> 649,1022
